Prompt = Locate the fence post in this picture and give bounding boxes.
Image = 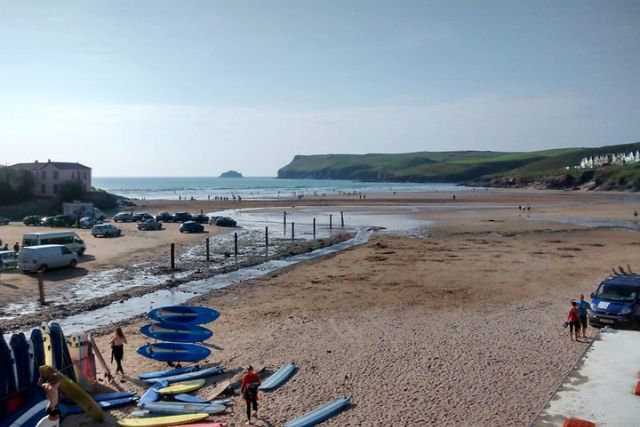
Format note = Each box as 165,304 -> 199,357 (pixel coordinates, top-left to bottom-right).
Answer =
341,211 -> 344,228
265,226 -> 269,257
37,271 -> 45,306
170,243 -> 175,270
291,222 -> 295,241
313,218 -> 316,239
206,237 -> 210,262
234,232 -> 238,257
283,211 -> 287,235
329,214 -> 333,231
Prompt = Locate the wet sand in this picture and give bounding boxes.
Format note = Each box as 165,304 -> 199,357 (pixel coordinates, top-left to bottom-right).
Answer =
3,189 -> 640,426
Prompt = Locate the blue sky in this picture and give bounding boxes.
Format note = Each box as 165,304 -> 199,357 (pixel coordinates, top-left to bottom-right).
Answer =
0,0 -> 638,176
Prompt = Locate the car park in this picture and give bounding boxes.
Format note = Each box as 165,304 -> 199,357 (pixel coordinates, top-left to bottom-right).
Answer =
22,231 -> 86,255
0,217 -> 10,225
79,216 -> 101,229
113,212 -> 134,222
23,215 -> 42,226
52,215 -> 75,227
155,212 -> 175,222
191,214 -> 209,224
91,224 -> 122,238
138,219 -> 163,231
17,244 -> 78,273
588,274 -> 640,329
0,251 -> 18,270
41,216 -> 56,227
174,212 -> 193,223
132,212 -> 154,222
179,221 -> 204,233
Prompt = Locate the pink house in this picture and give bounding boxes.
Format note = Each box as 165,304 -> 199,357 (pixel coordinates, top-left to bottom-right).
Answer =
9,160 -> 92,198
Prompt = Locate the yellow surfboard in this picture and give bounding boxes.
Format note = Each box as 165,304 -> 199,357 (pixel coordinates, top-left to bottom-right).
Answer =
39,365 -> 104,422
117,413 -> 209,426
158,378 -> 206,395
40,322 -> 54,368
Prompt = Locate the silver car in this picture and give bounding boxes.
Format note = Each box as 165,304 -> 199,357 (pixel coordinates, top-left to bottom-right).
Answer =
0,251 -> 18,270
91,224 -> 122,238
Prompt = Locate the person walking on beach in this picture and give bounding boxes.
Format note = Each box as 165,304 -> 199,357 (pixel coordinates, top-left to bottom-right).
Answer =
566,301 -> 580,341
241,365 -> 261,425
577,294 -> 590,339
108,327 -> 128,377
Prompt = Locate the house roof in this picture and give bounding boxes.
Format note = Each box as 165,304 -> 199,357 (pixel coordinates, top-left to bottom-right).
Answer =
9,161 -> 91,170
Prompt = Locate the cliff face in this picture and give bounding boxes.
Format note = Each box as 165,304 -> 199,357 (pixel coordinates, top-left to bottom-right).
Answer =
469,173 -> 640,191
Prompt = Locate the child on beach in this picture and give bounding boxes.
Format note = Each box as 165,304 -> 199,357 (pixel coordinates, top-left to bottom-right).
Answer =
108,327 -> 128,377
241,366 -> 261,425
566,301 -> 580,341
38,369 -> 62,425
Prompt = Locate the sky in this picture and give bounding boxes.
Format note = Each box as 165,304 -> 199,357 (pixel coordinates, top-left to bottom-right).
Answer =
0,1 -> 638,177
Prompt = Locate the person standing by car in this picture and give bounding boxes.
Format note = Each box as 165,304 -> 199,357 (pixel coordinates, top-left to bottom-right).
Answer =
577,294 -> 590,339
13,242 -> 20,252
566,301 -> 580,341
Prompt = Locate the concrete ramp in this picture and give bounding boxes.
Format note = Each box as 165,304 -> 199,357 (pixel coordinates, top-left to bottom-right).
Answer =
533,329 -> 640,426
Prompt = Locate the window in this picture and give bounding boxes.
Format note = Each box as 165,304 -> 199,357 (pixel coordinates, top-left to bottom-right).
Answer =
42,171 -> 46,179
54,171 -> 59,180
61,247 -> 72,255
84,171 -> 87,179
41,184 -> 46,194
53,184 -> 58,194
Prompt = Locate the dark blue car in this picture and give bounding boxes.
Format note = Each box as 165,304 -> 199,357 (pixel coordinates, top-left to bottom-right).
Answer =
589,275 -> 640,329
179,221 -> 204,233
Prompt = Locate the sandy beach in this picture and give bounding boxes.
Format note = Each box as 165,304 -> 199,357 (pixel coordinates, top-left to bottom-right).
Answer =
3,188 -> 640,426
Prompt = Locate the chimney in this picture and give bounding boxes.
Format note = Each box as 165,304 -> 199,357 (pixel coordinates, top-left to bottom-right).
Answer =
35,160 -> 39,163
48,159 -> 51,163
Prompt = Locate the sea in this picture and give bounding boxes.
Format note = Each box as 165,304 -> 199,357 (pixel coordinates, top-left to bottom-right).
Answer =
92,177 -> 463,200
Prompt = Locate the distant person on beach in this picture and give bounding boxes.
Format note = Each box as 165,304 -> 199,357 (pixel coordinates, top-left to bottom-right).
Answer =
241,365 -> 261,424
13,242 -> 19,252
38,369 -> 62,424
108,327 -> 128,377
2,243 -> 8,250
577,294 -> 590,338
452,194 -> 456,200
634,210 -> 638,220
566,301 -> 580,341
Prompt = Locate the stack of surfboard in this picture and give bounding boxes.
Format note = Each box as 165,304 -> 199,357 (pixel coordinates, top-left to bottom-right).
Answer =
137,306 -> 220,363
2,323 -> 138,426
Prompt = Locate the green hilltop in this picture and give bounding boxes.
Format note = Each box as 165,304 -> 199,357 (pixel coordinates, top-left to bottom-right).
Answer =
277,141 -> 640,190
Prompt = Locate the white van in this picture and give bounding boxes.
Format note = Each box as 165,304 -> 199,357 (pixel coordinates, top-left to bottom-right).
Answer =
18,245 -> 79,273
22,232 -> 86,255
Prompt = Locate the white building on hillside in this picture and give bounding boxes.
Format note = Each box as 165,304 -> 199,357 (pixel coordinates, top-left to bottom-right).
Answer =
8,160 -> 92,198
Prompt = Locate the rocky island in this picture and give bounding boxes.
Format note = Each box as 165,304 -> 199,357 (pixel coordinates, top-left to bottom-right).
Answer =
219,170 -> 243,178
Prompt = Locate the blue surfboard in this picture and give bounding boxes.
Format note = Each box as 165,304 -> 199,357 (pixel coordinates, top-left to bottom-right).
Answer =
139,380 -> 168,405
148,306 -> 220,325
284,397 -> 351,427
140,322 -> 213,343
65,396 -> 138,414
173,393 -> 209,403
49,323 -> 76,382
1,331 -> 18,419
10,333 -> 33,401
137,343 -> 211,363
91,390 -> 137,402
144,365 -> 224,384
139,365 -> 200,380
260,362 -> 296,391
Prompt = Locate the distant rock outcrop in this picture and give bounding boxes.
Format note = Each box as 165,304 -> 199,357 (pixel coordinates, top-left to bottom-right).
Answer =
219,170 -> 243,178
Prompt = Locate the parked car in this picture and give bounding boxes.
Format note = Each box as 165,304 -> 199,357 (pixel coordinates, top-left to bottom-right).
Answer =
589,274 -> 640,329
41,216 -> 56,227
113,212 -> 133,222
191,214 -> 209,224
208,216 -> 237,227
174,212 -> 193,223
179,221 -> 204,233
52,215 -> 75,227
138,219 -> 163,231
79,217 -> 102,229
91,224 -> 122,238
0,251 -> 18,270
155,212 -> 175,222
23,231 -> 86,255
23,215 -> 42,226
17,244 -> 78,273
0,217 -> 10,225
132,212 -> 154,222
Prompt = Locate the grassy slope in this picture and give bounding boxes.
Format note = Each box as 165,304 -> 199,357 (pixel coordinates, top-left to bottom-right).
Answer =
277,142 -> 640,186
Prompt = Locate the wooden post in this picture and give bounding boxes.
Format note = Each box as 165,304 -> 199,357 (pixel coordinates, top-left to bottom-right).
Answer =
170,243 -> 175,270
291,222 -> 295,241
265,226 -> 269,256
283,211 -> 287,235
313,218 -> 316,239
234,232 -> 238,256
37,271 -> 45,306
341,211 -> 344,228
329,214 -> 333,231
206,237 -> 210,262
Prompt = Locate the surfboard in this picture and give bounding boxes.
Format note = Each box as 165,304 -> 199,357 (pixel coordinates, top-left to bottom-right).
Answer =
148,306 -> 220,325
259,362 -> 296,391
137,342 -> 211,363
29,328 -> 45,392
10,333 -> 33,401
144,365 -> 224,385
203,379 -> 232,401
65,395 -> 138,414
173,393 -> 210,403
92,390 -> 137,401
117,413 -> 209,427
38,365 -> 104,422
68,333 -> 97,387
140,322 -> 213,343
139,380 -> 169,405
139,365 -> 200,380
158,379 -> 206,395
4,398 -> 69,427
283,396 -> 351,427
171,424 -> 227,427
1,331 -> 18,419
49,323 -> 76,382
88,332 -> 115,384
40,323 -> 56,371
140,400 -> 225,415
